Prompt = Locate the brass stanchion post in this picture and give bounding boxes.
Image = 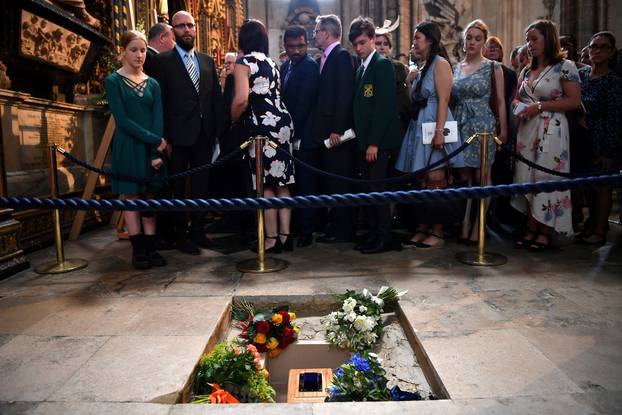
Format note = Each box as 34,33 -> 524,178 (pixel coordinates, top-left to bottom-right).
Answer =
237,137 -> 288,273
35,146 -> 88,274
456,133 -> 507,266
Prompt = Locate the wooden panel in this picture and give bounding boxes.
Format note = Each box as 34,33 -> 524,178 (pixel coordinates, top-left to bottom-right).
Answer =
287,368 -> 332,403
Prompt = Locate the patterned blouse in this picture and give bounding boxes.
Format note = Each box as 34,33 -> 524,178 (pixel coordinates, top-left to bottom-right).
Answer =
578,67 -> 622,164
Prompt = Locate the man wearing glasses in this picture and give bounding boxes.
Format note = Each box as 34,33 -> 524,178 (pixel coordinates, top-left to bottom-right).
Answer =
152,11 -> 223,255
310,14 -> 356,244
280,25 -> 320,247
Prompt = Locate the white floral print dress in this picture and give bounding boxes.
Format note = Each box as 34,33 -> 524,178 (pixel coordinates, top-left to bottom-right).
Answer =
511,59 -> 580,235
237,52 -> 295,188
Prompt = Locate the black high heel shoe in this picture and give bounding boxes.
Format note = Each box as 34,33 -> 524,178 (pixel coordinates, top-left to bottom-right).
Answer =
251,236 -> 283,254
279,233 -> 294,252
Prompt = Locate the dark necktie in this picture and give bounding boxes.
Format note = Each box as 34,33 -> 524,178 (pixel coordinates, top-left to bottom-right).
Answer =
356,65 -> 364,85
284,62 -> 293,88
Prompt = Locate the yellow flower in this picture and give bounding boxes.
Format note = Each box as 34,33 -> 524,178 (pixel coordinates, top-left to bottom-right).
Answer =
253,333 -> 266,344
272,313 -> 283,325
293,325 -> 300,334
269,348 -> 281,358
266,337 -> 279,349
288,312 -> 297,321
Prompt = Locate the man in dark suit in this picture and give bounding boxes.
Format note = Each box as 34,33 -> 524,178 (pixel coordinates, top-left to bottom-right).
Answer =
280,25 -> 320,247
311,14 -> 356,243
349,17 -> 402,253
144,22 -> 175,76
152,11 -> 223,255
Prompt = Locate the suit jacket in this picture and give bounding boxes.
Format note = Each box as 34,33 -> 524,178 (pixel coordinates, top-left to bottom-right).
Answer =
151,48 -> 223,147
143,46 -> 158,76
308,44 -> 355,148
280,55 -> 320,147
353,51 -> 402,152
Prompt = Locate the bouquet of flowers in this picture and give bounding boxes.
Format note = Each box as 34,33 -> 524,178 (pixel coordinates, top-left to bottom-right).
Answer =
326,353 -> 391,402
192,340 -> 275,403
321,286 -> 406,352
232,301 -> 299,358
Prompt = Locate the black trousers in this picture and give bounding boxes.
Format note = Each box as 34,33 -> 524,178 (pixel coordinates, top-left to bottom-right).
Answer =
321,140 -> 356,240
168,134 -> 212,241
359,149 -> 392,243
293,147 -> 322,236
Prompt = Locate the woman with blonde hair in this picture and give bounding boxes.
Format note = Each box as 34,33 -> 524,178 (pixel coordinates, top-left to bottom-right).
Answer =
105,30 -> 168,269
452,19 -> 508,244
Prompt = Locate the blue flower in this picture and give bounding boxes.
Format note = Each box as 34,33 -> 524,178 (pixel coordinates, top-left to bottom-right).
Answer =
335,367 -> 344,379
350,353 -> 371,372
329,385 -> 340,396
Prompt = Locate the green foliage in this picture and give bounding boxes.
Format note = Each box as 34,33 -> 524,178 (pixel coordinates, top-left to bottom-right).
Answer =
192,340 -> 275,403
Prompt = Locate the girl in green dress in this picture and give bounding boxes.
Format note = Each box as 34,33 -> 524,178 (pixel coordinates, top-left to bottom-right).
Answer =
104,30 -> 169,269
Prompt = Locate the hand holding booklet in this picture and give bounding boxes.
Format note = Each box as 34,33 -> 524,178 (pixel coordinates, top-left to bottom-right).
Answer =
422,121 -> 458,144
324,129 -> 356,148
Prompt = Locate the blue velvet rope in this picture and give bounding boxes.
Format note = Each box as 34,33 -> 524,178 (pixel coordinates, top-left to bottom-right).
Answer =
1,174 -> 620,212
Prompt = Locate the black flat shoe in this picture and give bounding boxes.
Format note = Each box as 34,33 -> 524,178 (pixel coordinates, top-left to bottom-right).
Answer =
251,236 -> 283,254
296,234 -> 313,247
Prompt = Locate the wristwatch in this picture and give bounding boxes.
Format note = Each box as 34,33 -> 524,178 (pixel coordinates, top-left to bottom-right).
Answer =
536,101 -> 543,113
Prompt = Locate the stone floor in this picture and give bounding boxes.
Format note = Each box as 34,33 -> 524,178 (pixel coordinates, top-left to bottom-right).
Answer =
0,221 -> 621,414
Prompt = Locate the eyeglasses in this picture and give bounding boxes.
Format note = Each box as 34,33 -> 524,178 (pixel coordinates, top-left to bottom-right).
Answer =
173,22 -> 195,30
486,45 -> 501,50
587,43 -> 611,51
285,43 -> 307,50
313,28 -> 325,35
375,41 -> 390,47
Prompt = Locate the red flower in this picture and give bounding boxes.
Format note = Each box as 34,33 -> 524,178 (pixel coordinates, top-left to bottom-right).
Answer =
256,320 -> 270,334
278,310 -> 290,324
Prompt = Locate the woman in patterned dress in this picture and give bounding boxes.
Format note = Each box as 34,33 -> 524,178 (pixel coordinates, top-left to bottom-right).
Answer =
452,19 -> 507,244
512,20 -> 581,251
577,31 -> 622,245
231,19 -> 296,253
105,30 -> 168,269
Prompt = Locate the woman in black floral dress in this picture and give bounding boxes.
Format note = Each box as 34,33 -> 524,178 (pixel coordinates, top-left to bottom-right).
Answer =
231,19 -> 296,252
577,31 -> 622,245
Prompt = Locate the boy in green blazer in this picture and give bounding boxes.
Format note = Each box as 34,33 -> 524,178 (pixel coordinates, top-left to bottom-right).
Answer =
349,17 -> 402,254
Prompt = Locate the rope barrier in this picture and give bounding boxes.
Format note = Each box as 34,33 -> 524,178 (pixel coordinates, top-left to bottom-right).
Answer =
56,143 -> 247,184
275,138 -> 473,184
2,173 -> 620,212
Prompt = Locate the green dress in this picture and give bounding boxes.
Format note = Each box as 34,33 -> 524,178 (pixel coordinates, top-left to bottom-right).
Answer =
104,71 -> 164,195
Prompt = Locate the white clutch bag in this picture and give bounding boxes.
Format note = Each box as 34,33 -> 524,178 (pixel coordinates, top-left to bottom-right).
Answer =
422,121 -> 458,145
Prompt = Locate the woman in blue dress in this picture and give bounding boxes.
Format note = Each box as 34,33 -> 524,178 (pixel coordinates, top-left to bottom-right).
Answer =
231,19 -> 295,253
105,30 -> 168,269
452,19 -> 508,243
395,21 -> 463,249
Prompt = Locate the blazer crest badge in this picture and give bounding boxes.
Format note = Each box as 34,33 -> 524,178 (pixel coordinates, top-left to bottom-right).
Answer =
363,84 -> 374,97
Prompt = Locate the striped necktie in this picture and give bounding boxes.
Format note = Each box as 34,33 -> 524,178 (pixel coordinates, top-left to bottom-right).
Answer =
185,53 -> 200,92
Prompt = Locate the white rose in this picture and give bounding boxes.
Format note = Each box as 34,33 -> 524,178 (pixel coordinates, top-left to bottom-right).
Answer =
270,125 -> 291,144
345,312 -> 357,322
263,144 -> 276,158
268,160 -> 286,178
261,111 -> 280,127
353,315 -> 371,332
244,59 -> 259,75
251,76 -> 270,95
358,305 -> 367,313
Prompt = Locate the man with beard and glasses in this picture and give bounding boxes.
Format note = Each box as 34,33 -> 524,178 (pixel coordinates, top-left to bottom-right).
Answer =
280,25 -> 320,247
152,11 -> 224,255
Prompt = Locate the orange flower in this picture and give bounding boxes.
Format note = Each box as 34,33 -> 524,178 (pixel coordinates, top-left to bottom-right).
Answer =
208,383 -> 240,404
253,333 -> 267,344
266,337 -> 279,350
272,313 -> 283,325
268,348 -> 282,358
